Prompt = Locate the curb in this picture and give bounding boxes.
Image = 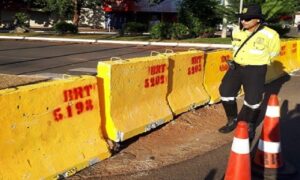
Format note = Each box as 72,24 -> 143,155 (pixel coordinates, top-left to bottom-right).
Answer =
0,35 -> 232,49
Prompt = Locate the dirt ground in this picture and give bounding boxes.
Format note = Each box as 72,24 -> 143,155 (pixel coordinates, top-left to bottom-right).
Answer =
70,101 -> 240,179
0,74 -> 237,179
0,74 -> 49,90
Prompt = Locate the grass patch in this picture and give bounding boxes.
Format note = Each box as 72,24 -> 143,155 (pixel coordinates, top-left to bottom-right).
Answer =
1,32 -> 233,44
2,32 -> 296,44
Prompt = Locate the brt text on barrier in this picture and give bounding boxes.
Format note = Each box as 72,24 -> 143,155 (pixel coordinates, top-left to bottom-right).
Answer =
53,84 -> 97,122
188,55 -> 203,75
219,55 -> 230,72
292,43 -> 297,53
280,45 -> 286,56
145,63 -> 167,88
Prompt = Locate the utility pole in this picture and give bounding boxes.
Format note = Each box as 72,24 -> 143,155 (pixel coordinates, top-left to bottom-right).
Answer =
238,0 -> 243,26
239,0 -> 243,13
221,0 -> 228,38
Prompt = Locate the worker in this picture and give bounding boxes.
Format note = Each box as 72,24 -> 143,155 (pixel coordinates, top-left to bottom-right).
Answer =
218,4 -> 280,142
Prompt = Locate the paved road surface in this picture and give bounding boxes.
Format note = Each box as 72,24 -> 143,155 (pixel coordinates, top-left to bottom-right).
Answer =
0,40 -> 197,76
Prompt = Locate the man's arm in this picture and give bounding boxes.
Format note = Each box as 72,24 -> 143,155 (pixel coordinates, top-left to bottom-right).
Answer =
268,32 -> 280,59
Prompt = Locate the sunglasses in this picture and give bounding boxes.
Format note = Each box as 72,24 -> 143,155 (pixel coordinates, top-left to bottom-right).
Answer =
241,18 -> 253,22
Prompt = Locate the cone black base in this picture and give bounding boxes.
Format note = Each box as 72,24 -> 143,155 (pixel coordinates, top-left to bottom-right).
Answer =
252,161 -> 297,179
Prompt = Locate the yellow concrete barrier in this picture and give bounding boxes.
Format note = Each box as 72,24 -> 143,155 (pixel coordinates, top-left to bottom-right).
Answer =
266,41 -> 289,83
204,50 -> 233,104
298,40 -> 300,66
287,40 -> 300,71
97,56 -> 173,142
277,41 -> 299,73
0,76 -> 110,179
166,50 -> 210,115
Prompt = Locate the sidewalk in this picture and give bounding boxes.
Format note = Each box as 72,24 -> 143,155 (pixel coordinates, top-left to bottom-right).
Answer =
0,35 -> 232,49
0,27 -> 233,49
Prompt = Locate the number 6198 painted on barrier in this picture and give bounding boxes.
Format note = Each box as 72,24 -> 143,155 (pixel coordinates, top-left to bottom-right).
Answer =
53,99 -> 94,121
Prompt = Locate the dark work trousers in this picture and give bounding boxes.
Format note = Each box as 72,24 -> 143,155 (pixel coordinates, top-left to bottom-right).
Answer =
219,64 -> 267,108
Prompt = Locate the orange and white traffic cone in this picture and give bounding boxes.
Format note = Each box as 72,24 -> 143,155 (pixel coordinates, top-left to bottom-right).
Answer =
253,94 -> 282,168
224,121 -> 251,180
252,94 -> 296,179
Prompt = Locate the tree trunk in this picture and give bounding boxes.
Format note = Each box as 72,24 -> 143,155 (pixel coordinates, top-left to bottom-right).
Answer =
72,0 -> 81,26
221,0 -> 228,38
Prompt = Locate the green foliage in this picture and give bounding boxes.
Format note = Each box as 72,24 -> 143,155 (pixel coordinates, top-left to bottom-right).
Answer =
267,23 -> 290,37
82,0 -> 101,8
200,27 -> 216,38
218,0 -> 299,37
30,0 -> 104,24
150,22 -> 172,39
150,23 -> 190,40
14,12 -> 29,27
124,22 -> 147,34
178,0 -> 222,27
261,0 -> 299,21
53,21 -> 78,34
223,0 -> 299,22
178,0 -> 221,37
171,23 -> 190,40
178,9 -> 216,38
32,0 -> 74,20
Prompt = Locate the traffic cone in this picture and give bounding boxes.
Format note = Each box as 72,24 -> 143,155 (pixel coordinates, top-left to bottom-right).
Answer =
224,121 -> 251,180
252,94 -> 296,179
253,94 -> 282,168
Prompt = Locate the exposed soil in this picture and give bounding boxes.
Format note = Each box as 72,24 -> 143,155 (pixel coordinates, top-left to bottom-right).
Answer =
0,74 -> 49,90
70,102 -> 241,179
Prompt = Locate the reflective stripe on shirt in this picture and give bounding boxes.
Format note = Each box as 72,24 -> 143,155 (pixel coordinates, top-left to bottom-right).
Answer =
249,49 -> 264,55
259,29 -> 274,39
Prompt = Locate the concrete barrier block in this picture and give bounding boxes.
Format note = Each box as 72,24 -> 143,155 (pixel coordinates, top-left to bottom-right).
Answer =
0,76 -> 110,179
166,50 -> 210,115
97,56 -> 173,142
204,50 -> 233,104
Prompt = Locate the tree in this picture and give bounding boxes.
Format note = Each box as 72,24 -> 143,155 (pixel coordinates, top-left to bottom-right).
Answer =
220,0 -> 299,22
178,0 -> 222,37
31,0 -> 74,21
2,0 -> 167,27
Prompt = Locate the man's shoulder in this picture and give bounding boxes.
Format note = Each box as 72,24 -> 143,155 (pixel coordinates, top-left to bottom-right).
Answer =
261,26 -> 279,36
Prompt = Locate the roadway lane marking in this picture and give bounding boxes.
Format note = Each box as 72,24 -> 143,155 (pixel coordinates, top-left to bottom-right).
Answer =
69,68 -> 96,73
31,73 -> 68,79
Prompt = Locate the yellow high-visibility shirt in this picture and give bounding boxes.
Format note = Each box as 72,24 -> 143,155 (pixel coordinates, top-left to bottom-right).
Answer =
232,26 -> 280,65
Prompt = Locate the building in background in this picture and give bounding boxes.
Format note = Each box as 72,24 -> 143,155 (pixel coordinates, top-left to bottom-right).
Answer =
133,0 -> 181,26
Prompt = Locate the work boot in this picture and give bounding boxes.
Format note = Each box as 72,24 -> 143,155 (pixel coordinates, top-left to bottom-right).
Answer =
238,105 -> 260,142
219,100 -> 238,134
218,117 -> 237,133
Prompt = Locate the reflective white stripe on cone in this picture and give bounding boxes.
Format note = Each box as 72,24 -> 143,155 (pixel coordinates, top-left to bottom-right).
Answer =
225,121 -> 250,180
252,94 -> 297,179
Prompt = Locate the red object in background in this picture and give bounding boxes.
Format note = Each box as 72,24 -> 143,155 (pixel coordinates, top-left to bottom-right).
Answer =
103,3 -> 112,12
124,0 -> 135,11
102,0 -> 135,12
279,15 -> 292,21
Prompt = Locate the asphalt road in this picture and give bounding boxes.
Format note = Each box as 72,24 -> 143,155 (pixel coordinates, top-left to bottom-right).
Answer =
0,40 -> 195,76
